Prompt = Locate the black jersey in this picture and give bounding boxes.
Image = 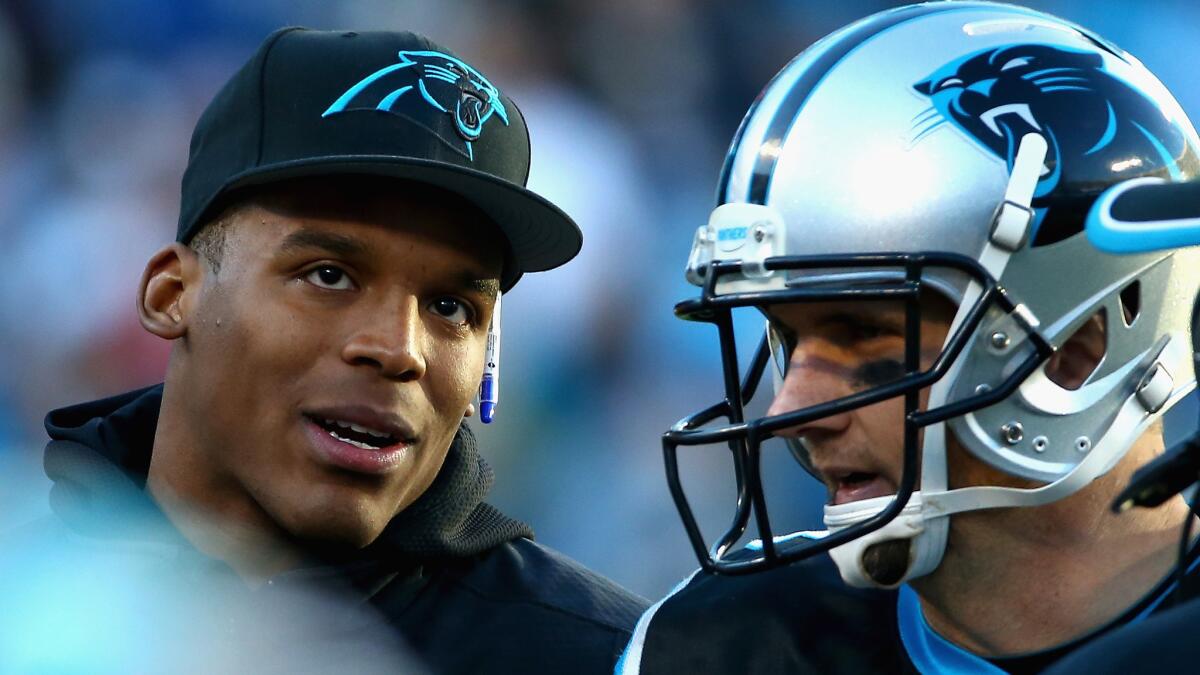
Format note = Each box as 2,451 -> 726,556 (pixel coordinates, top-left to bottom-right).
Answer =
618,546 -> 1200,674
1040,592 -> 1200,674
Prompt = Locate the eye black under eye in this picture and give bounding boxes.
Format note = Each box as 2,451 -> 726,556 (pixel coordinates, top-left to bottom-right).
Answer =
826,318 -> 892,343
853,324 -> 887,340
852,359 -> 908,387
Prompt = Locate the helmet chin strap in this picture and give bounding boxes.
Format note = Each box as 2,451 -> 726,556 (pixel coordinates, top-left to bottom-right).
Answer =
820,133 -> 1050,589
823,493 -> 941,588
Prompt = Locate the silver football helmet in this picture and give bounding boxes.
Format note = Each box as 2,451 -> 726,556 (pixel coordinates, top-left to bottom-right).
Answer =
666,1 -> 1200,588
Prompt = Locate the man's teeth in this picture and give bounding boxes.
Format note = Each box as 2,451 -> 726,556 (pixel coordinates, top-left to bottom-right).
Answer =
323,418 -> 391,440
326,428 -> 382,450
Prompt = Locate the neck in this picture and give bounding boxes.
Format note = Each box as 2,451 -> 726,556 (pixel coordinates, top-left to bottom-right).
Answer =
146,388 -> 306,587
912,441 -> 1193,656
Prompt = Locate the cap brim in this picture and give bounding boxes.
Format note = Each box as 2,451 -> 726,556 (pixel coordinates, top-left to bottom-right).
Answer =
214,155 -> 582,288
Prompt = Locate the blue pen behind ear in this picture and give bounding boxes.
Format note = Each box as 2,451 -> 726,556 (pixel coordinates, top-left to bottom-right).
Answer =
480,293 -> 501,423
1086,177 -> 1200,253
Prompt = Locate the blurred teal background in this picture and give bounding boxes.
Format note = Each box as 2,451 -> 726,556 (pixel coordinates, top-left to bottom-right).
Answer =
1,0 -> 1198,600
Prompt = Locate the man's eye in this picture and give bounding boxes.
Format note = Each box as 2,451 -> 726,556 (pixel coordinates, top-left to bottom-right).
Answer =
304,265 -> 355,291
429,297 -> 473,325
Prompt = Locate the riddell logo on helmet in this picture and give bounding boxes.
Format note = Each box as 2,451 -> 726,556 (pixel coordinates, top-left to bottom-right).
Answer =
322,50 -> 509,161
716,226 -> 750,253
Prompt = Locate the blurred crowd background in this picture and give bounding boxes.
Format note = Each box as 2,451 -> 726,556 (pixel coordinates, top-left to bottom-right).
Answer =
1,0 -> 1199,600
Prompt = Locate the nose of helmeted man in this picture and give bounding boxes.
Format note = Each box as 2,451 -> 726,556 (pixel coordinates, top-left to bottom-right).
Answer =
766,353 -> 854,438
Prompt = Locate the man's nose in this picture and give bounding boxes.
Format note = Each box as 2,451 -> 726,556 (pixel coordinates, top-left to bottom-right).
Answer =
765,346 -> 853,438
341,297 -> 428,382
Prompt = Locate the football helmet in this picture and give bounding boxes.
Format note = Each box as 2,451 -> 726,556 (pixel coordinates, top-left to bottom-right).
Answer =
667,1 -> 1200,587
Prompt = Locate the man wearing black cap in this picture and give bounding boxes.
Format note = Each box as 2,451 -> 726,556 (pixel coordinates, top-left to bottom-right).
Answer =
13,27 -> 645,674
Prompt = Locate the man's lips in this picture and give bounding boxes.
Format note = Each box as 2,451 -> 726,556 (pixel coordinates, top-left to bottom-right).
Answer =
822,467 -> 897,506
304,404 -> 416,444
300,406 -> 417,476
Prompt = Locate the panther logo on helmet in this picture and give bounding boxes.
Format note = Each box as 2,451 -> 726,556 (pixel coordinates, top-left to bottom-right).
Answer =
913,44 -> 1200,245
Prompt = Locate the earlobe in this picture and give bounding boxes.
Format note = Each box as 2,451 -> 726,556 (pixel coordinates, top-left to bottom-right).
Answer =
138,243 -> 203,340
464,403 -> 477,418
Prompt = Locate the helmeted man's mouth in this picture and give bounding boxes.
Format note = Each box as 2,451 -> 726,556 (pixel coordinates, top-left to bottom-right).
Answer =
822,467 -> 896,505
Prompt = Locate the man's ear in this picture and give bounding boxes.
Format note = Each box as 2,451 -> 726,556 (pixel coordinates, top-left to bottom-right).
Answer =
1045,309 -> 1107,390
138,243 -> 205,340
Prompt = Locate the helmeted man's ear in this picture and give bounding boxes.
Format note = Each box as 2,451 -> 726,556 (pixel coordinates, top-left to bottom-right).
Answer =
138,243 -> 204,340
1045,310 -> 1107,390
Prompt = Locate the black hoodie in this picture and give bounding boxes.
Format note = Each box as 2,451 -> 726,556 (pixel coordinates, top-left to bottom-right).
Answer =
15,384 -> 646,674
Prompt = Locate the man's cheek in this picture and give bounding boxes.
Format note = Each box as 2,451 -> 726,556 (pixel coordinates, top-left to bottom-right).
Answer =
248,307 -> 332,375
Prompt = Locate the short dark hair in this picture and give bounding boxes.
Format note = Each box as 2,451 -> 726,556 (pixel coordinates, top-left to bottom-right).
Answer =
189,215 -> 232,274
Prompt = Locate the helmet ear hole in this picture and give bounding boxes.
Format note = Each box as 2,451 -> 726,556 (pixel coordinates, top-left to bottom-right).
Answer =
1045,308 -> 1107,391
1119,280 -> 1141,326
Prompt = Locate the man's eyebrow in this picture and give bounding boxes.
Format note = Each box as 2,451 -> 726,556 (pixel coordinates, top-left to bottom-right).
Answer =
464,277 -> 500,298
277,228 -> 368,258
822,311 -> 905,331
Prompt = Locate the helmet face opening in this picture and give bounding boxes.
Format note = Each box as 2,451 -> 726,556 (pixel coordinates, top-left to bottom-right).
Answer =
664,253 -> 1053,575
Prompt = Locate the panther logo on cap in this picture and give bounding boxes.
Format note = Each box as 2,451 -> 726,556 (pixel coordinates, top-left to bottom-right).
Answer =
323,50 -> 509,161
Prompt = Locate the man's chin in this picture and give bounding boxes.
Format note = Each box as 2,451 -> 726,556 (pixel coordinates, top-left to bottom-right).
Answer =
290,517 -> 385,551
271,495 -> 391,551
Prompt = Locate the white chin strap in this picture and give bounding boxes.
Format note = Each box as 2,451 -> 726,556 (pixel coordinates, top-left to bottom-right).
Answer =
823,493 -> 944,588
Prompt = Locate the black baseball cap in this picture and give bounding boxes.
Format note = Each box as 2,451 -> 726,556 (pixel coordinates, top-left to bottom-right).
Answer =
178,27 -> 582,290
